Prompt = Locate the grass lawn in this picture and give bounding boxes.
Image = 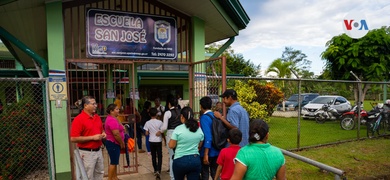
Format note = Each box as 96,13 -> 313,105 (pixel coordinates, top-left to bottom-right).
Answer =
285,138 -> 390,179
266,116 -> 390,179
267,117 -> 373,150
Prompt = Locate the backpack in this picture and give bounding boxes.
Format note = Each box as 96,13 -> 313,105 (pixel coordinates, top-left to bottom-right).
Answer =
204,113 -> 229,150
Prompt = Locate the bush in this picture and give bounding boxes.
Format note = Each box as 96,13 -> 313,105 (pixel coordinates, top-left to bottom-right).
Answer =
0,102 -> 46,179
247,80 -> 284,116
232,80 -> 269,121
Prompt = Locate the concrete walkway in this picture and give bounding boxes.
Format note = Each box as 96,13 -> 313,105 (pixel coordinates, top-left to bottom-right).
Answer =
103,139 -> 171,180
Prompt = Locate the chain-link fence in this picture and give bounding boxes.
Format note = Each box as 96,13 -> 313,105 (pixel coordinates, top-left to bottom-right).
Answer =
192,57 -> 225,119
0,78 -> 53,180
213,76 -> 390,150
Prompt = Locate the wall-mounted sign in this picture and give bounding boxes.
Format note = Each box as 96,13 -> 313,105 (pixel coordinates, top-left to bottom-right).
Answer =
48,77 -> 68,101
86,9 -> 177,59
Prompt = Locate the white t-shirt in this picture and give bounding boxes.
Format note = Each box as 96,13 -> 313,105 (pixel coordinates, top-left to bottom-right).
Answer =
156,105 -> 165,116
143,118 -> 163,143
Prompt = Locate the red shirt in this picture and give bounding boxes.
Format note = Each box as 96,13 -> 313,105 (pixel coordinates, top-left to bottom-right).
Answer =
216,144 -> 241,180
70,110 -> 103,149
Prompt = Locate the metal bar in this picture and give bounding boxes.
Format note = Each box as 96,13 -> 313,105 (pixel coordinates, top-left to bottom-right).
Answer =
44,79 -> 55,180
210,37 -> 235,59
0,27 -> 48,77
280,149 -> 346,178
222,56 -> 227,116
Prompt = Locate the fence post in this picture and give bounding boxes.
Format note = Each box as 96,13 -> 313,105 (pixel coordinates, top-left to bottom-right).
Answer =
350,71 -> 362,139
291,69 -> 301,149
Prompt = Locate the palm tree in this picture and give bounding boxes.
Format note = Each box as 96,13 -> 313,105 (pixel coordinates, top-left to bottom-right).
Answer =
265,58 -> 293,90
266,58 -> 293,77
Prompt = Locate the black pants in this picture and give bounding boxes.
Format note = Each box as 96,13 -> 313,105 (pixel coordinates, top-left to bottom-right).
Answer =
200,156 -> 218,180
150,142 -> 163,173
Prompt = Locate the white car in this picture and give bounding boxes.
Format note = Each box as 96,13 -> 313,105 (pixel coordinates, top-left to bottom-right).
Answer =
301,95 -> 352,119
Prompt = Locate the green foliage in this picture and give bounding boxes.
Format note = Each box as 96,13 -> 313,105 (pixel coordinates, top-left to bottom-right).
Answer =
247,80 -> 284,116
321,27 -> 390,81
265,58 -> 293,78
230,80 -> 284,121
0,101 -> 46,179
232,80 -> 269,121
205,43 -> 261,77
281,47 -> 312,71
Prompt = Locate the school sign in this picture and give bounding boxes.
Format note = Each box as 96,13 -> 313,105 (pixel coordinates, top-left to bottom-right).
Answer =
86,9 -> 177,59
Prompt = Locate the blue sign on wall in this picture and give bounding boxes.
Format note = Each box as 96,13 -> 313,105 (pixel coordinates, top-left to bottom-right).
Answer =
86,9 -> 177,59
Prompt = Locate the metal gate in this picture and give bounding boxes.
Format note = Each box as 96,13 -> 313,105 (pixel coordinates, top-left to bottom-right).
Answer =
0,78 -> 54,179
66,61 -> 138,176
192,57 -> 227,117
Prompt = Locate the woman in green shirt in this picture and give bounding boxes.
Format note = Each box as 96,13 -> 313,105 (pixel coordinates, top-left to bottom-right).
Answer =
169,107 -> 204,180
231,119 -> 286,180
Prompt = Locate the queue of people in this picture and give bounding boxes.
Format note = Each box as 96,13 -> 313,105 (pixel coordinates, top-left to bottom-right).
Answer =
70,89 -> 286,180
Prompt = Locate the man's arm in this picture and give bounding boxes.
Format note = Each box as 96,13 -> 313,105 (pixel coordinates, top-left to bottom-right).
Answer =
213,111 -> 236,129
160,110 -> 171,133
70,134 -> 103,143
200,114 -> 212,165
214,165 -> 222,180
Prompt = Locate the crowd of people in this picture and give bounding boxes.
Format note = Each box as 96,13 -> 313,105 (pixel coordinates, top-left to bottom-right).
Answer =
70,89 -> 286,180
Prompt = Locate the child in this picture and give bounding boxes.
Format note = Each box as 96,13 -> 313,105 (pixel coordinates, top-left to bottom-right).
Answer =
143,107 -> 163,178
214,128 -> 242,180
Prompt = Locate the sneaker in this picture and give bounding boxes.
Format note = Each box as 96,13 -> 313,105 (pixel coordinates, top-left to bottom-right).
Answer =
138,149 -> 146,153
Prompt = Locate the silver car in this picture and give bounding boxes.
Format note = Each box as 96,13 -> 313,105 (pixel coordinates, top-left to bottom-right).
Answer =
301,95 -> 352,119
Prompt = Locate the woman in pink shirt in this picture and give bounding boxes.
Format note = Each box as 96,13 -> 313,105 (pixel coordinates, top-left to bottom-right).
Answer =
105,104 -> 125,180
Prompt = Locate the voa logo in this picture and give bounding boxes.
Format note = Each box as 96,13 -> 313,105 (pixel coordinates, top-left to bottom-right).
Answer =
343,12 -> 369,39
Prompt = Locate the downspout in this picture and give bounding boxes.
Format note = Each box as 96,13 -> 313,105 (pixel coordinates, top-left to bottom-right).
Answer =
210,36 -> 235,58
0,26 -> 49,77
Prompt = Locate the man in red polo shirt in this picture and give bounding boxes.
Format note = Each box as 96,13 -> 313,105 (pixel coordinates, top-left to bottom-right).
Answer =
71,96 -> 106,180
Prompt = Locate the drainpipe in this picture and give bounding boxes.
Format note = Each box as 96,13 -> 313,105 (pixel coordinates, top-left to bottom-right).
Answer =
210,36 -> 235,58
0,26 -> 49,77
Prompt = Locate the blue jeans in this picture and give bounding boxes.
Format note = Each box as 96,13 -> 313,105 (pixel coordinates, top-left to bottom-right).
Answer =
173,154 -> 201,180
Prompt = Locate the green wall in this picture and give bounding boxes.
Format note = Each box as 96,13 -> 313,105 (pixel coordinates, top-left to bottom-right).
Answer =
46,1 -> 71,180
191,17 -> 205,111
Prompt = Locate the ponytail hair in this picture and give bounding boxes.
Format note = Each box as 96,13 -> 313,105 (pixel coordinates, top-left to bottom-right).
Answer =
180,107 -> 198,132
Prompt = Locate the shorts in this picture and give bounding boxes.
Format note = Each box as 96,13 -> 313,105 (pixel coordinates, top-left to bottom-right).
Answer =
105,140 -> 121,165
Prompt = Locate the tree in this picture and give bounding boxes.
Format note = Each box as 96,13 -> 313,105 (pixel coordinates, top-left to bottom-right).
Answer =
265,58 -> 293,78
321,27 -> 390,102
281,47 -> 312,72
206,43 -> 261,77
265,58 -> 293,90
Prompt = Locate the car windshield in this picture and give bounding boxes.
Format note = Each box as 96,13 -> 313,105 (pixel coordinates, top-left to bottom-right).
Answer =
287,95 -> 303,101
311,96 -> 335,104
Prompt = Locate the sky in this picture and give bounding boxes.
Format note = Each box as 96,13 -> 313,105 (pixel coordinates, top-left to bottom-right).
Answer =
228,0 -> 390,76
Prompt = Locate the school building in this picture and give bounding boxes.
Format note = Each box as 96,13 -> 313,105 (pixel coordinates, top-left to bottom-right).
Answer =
0,0 -> 249,179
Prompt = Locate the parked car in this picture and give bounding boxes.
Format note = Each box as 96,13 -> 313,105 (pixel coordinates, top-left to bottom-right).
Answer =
301,95 -> 352,119
277,93 -> 319,111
